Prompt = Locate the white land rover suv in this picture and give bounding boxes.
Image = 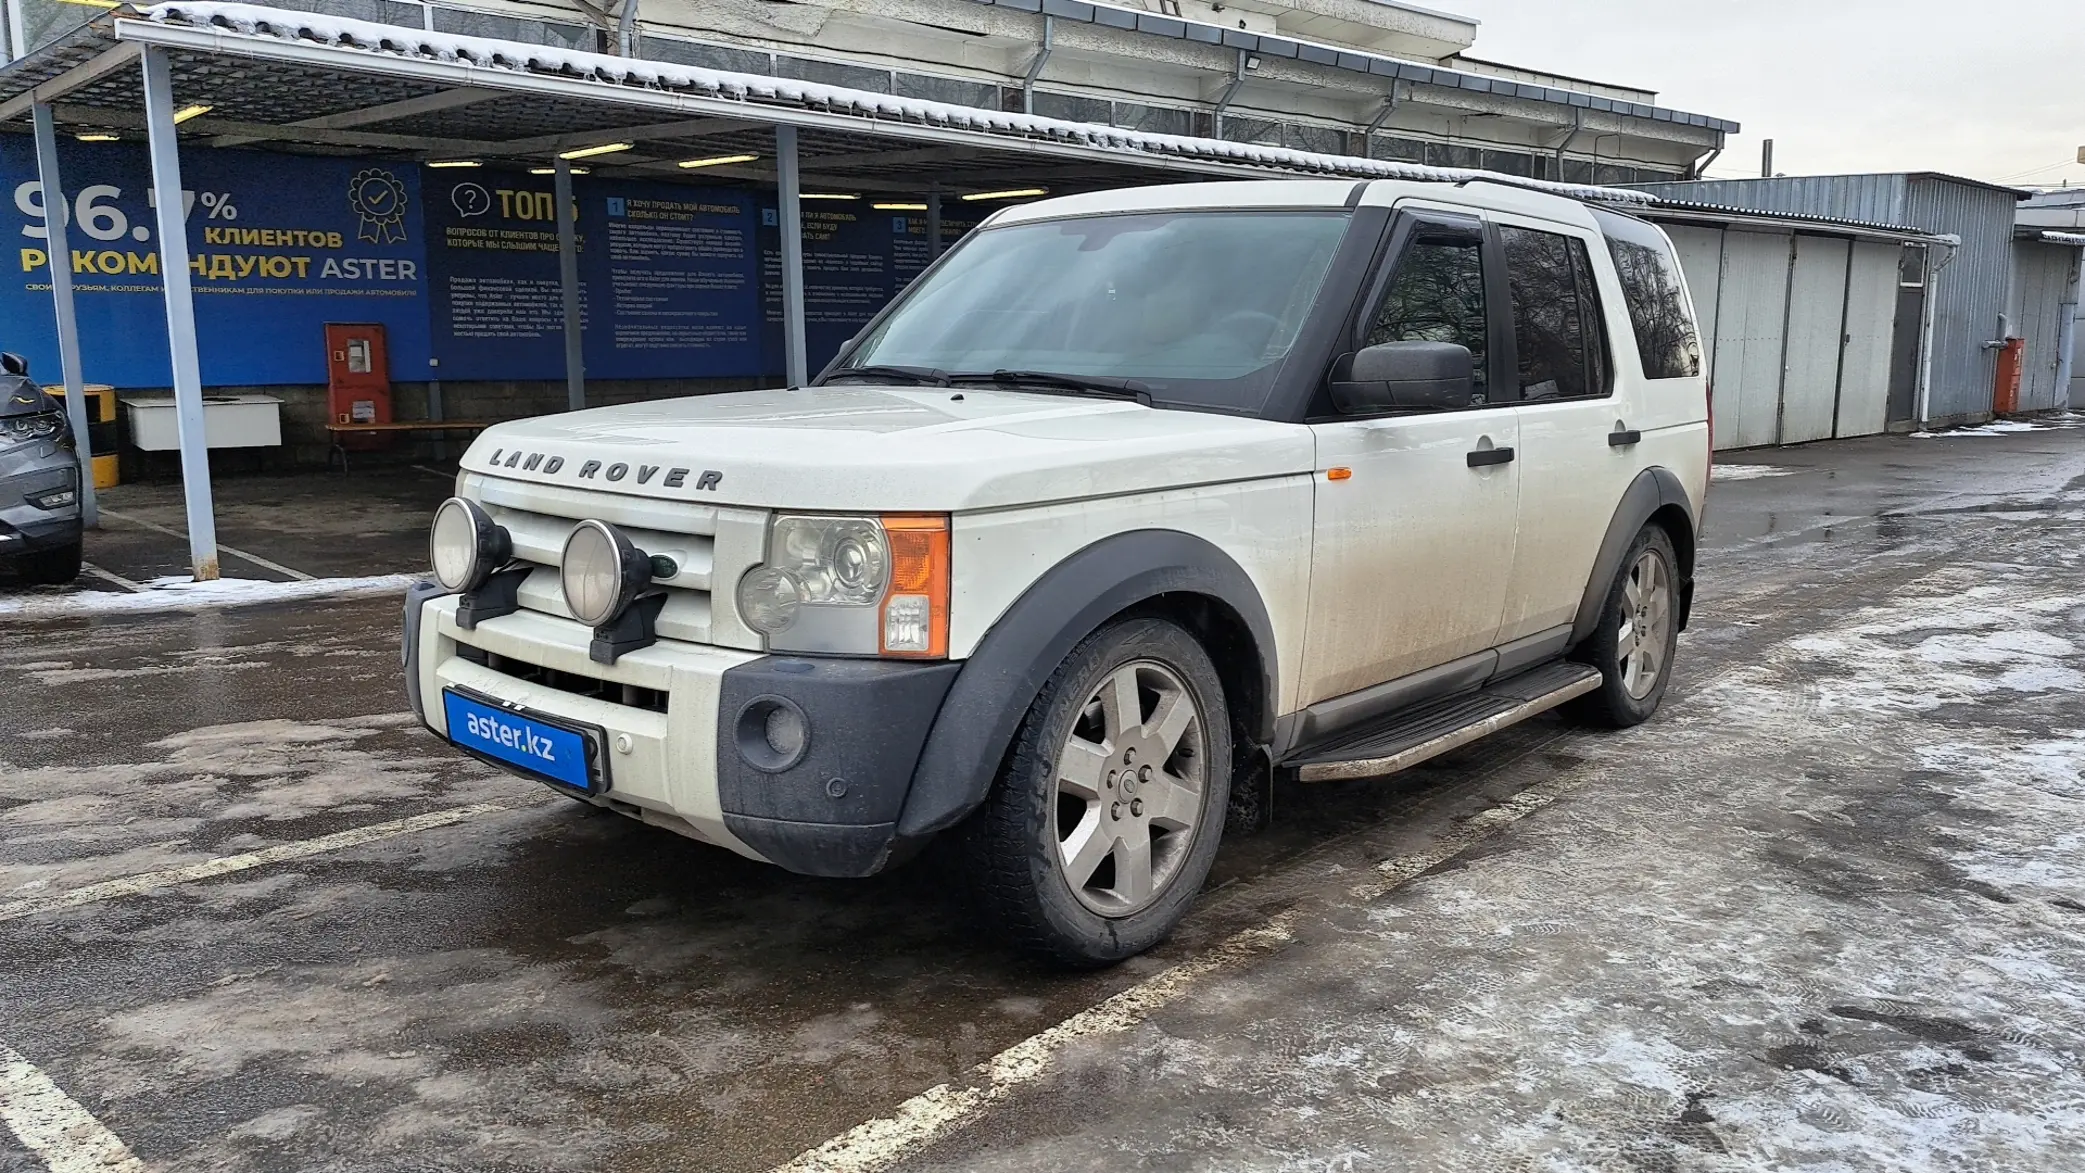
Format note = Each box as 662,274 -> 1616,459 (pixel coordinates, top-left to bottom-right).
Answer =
405,178 -> 1709,966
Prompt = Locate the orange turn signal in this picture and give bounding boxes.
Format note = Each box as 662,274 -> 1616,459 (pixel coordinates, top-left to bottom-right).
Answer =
1327,467 -> 1352,481
881,514 -> 950,658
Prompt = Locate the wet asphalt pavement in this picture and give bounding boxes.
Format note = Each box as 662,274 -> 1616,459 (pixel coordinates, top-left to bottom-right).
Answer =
3,421 -> 2084,1172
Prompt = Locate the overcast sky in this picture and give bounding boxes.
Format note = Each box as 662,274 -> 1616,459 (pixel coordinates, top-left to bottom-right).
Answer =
1454,0 -> 2083,189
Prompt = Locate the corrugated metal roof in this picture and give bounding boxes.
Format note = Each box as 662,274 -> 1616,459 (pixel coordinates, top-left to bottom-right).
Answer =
964,0 -> 1741,134
0,2 -> 1662,203
1619,196 -> 1932,239
1901,172 -> 2033,200
1630,176 -> 1914,226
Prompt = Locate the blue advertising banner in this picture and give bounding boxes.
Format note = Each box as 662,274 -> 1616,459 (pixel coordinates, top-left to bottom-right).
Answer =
1,138 -> 430,387
893,210 -> 978,294
422,172 -> 577,383
6,141 -> 972,392
592,182 -> 760,379
760,202 -> 901,377
423,171 -> 761,382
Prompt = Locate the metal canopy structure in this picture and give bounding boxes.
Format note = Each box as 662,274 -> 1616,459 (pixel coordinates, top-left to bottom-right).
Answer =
0,0 -> 1649,579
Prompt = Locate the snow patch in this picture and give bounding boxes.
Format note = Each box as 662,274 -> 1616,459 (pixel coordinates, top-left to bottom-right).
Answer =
1711,465 -> 1802,482
1911,417 -> 2081,439
0,574 -> 419,618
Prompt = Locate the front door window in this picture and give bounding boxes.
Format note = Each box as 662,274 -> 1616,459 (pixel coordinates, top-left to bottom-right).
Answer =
1365,233 -> 1489,400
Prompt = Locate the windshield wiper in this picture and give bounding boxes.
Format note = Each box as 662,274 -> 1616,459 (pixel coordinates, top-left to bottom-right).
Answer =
951,370 -> 1152,405
820,364 -> 952,387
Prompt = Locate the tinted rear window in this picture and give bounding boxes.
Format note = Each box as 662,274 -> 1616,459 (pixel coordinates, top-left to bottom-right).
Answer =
1593,209 -> 1701,381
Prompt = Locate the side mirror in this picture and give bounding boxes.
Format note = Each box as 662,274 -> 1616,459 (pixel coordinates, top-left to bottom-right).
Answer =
1330,341 -> 1475,414
0,353 -> 25,377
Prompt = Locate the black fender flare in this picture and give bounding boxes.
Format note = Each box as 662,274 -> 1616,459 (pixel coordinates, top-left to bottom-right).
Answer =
895,529 -> 1278,840
1570,466 -> 1697,648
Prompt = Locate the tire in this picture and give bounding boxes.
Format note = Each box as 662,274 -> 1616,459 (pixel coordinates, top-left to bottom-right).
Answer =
1570,525 -> 1680,728
956,616 -> 1232,968
14,539 -> 82,586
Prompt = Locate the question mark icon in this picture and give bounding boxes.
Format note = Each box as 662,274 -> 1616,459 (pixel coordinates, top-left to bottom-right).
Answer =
451,182 -> 492,218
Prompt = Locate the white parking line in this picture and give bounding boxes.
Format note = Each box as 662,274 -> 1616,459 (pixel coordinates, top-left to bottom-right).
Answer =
0,1042 -> 146,1173
95,508 -> 315,582
78,562 -> 144,593
772,759 -> 1590,1173
774,914 -> 1301,1173
411,464 -> 456,481
0,803 -> 518,924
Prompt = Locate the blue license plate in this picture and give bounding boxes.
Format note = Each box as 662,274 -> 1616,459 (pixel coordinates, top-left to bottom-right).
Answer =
442,689 -> 599,792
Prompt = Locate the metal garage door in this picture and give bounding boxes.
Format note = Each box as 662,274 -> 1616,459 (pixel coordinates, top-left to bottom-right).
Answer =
1709,231 -> 1793,449
2011,242 -> 2077,413
1778,235 -> 1850,444
1834,241 -> 1901,438
1663,224 -> 1725,379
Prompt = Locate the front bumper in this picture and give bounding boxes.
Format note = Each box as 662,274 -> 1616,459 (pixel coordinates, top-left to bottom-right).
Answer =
0,446 -> 82,556
404,585 -> 959,876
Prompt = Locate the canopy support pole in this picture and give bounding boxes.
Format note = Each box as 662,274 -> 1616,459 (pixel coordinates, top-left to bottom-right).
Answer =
554,156 -> 584,411
4,0 -> 26,62
927,187 -> 942,259
140,45 -> 217,579
31,100 -> 97,528
777,123 -> 808,386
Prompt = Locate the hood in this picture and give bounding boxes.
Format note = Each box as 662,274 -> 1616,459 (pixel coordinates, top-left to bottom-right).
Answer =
459,385 -> 1312,511
0,374 -> 58,419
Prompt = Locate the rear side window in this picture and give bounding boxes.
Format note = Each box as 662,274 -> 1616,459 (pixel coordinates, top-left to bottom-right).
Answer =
1499,225 -> 1608,400
1595,210 -> 1702,380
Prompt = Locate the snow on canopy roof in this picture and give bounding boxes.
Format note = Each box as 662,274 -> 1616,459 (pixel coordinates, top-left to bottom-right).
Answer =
135,1 -> 1652,204
2038,230 -> 2085,248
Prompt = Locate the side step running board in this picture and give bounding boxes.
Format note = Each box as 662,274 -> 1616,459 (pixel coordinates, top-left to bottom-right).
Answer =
1285,661 -> 1602,783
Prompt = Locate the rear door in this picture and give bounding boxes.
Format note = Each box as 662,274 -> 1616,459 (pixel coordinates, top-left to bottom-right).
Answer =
1298,210 -> 1521,707
1491,214 -> 1641,644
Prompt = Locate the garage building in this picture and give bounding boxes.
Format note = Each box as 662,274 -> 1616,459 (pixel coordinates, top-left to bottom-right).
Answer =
1630,201 -> 1941,450
2015,189 -> 2085,411
1633,173 -> 2031,433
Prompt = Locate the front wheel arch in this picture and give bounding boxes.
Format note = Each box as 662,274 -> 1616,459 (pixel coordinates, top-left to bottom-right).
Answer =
895,530 -> 1277,842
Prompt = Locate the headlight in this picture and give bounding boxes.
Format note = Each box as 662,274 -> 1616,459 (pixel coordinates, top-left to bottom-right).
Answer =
737,514 -> 948,657
428,497 -> 511,592
772,516 -> 890,607
1,410 -> 66,446
560,519 -> 653,628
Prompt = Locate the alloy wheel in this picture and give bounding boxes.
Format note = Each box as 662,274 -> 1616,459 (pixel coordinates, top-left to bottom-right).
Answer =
1617,549 -> 1672,700
1051,659 -> 1207,917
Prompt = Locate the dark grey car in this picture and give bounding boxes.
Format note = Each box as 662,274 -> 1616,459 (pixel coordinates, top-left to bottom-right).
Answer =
0,353 -> 84,585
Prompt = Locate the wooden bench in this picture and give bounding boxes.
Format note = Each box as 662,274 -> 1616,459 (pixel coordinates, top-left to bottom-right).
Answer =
325,420 -> 499,472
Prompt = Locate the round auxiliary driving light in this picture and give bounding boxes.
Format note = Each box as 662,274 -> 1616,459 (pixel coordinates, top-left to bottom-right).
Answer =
429,497 -> 511,592
560,519 -> 653,627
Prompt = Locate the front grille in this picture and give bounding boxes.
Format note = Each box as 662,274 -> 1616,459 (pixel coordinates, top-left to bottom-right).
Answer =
455,644 -> 669,713
459,471 -> 767,651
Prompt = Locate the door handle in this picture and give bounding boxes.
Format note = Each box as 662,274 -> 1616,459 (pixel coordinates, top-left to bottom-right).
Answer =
1608,428 -> 1642,447
1466,446 -> 1515,468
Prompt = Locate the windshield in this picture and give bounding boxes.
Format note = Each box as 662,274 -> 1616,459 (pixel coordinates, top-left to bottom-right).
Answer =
831,210 -> 1352,414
